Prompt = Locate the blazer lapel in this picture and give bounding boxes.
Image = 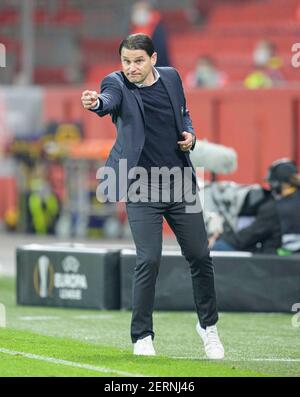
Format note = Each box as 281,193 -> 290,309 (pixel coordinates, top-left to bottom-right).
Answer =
123,72 -> 145,123
131,88 -> 145,124
159,71 -> 183,134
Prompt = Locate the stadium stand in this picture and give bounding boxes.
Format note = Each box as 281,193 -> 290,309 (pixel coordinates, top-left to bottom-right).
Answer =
1,0 -> 300,232
1,0 -> 299,85
170,0 -> 300,84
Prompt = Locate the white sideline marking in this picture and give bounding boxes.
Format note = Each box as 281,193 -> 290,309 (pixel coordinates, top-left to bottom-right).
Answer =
19,314 -> 113,321
172,356 -> 300,362
0,348 -> 145,377
250,358 -> 300,362
121,248 -> 252,257
73,314 -> 113,319
0,304 -> 6,327
19,316 -> 60,321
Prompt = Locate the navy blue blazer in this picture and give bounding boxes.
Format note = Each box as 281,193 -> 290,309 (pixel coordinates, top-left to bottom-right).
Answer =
92,67 -> 197,201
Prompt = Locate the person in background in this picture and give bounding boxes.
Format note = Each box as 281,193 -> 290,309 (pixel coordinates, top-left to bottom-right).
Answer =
27,163 -> 60,235
244,40 -> 284,89
186,56 -> 227,89
212,159 -> 300,254
28,178 -> 60,235
130,0 -> 171,66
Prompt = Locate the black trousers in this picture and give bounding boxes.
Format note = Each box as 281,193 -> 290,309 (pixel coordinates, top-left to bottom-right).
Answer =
126,185 -> 219,343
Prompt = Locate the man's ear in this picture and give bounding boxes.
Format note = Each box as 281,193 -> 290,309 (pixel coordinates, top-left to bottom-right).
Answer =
151,52 -> 157,66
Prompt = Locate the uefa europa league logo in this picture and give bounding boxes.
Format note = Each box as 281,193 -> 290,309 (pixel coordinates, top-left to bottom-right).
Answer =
33,256 -> 54,298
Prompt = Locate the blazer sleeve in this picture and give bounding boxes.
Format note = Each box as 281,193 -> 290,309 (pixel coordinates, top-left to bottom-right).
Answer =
182,102 -> 194,136
173,68 -> 196,150
183,105 -> 196,150
90,75 -> 122,117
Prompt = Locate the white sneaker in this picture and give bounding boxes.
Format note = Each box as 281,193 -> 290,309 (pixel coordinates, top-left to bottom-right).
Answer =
133,335 -> 156,356
196,322 -> 224,359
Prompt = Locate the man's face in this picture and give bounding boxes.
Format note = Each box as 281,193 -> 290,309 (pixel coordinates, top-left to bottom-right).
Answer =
121,48 -> 157,84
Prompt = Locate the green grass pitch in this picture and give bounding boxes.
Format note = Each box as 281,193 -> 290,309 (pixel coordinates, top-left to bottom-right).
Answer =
0,277 -> 299,377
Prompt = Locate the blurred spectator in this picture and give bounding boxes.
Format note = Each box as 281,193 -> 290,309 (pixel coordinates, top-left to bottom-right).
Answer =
244,40 -> 284,89
195,0 -> 214,26
27,163 -> 60,235
212,158 -> 300,254
186,56 -> 227,89
130,0 -> 171,66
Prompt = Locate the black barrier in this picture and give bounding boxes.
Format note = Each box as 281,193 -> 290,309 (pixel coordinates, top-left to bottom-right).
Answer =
121,249 -> 300,312
213,252 -> 300,312
16,244 -> 121,309
16,245 -> 300,312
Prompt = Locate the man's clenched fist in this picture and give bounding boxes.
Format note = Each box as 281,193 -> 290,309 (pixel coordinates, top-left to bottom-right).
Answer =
81,90 -> 99,109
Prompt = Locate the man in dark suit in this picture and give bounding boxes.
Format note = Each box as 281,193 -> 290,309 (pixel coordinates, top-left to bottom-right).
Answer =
81,33 -> 224,359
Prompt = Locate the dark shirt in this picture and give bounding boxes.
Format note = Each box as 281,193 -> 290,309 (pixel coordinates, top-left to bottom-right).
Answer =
137,78 -> 186,172
222,197 -> 281,253
276,190 -> 300,236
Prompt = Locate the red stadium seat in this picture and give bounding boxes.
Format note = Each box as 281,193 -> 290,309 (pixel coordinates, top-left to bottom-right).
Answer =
34,67 -> 68,85
34,8 -> 83,25
86,62 -> 121,84
0,8 -> 19,25
34,9 -> 51,24
80,38 -> 120,70
161,9 -> 193,33
51,8 -> 83,26
0,37 -> 20,52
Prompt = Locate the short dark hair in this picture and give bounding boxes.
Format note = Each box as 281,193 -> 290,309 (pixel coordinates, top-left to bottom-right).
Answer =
119,33 -> 155,57
266,159 -> 298,183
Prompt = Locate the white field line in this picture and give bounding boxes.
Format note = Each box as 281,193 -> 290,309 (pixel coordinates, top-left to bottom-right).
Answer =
250,358 -> 300,362
171,356 -> 300,362
19,316 -> 60,321
72,315 -> 113,319
18,314 -> 114,321
0,348 -> 146,377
